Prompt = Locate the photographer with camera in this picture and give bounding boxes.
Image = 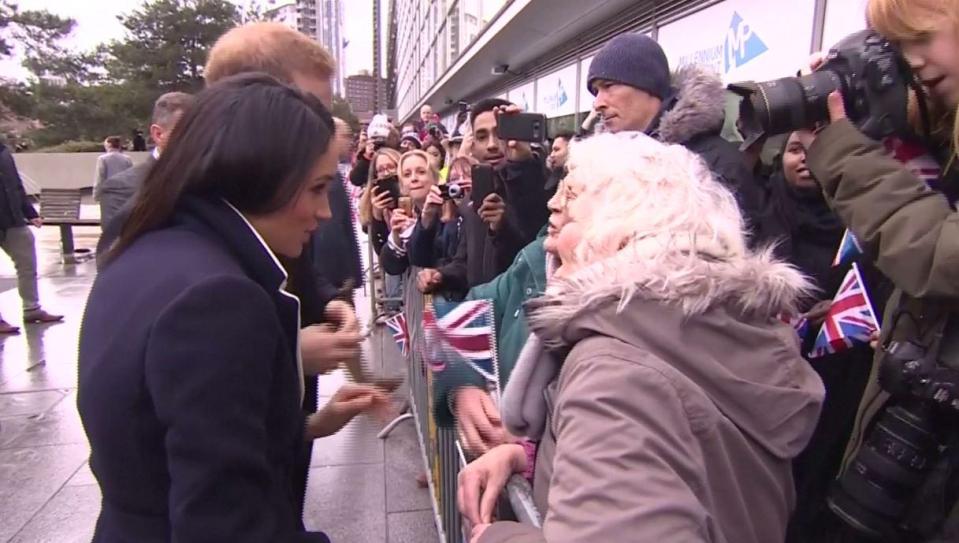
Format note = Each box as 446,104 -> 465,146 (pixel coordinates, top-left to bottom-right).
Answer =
349,114 -> 400,188
408,156 -> 469,298
730,1 -> 959,539
379,151 -> 433,277
415,98 -> 550,298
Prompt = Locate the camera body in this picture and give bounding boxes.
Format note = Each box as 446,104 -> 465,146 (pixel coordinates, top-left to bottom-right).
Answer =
829,340 -> 959,539
368,114 -> 392,141
730,29 -> 913,142
439,182 -> 463,200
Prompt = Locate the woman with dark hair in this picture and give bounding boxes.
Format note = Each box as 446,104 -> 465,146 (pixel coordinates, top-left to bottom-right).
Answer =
78,73 -> 388,543
760,132 -> 894,543
424,139 -> 448,179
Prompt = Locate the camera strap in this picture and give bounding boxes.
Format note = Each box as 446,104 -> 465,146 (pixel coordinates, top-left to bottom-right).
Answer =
909,78 -> 934,147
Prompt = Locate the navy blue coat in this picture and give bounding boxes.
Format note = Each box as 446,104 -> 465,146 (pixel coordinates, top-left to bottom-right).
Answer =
78,195 -> 329,543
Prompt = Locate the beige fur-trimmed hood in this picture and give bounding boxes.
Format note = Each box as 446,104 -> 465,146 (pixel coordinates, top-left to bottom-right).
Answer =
521,246 -> 823,460
528,245 -> 812,350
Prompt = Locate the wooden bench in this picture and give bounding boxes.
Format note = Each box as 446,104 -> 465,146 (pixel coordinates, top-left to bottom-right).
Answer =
38,189 -> 100,264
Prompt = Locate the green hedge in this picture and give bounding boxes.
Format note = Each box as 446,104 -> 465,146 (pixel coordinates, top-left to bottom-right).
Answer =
33,140 -> 106,153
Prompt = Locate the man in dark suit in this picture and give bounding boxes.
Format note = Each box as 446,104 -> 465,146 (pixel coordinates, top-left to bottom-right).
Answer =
311,117 -> 362,294
0,143 -> 62,333
96,92 -> 193,261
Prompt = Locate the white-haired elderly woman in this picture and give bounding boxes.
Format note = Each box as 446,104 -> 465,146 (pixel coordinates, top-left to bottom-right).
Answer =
457,132 -> 825,543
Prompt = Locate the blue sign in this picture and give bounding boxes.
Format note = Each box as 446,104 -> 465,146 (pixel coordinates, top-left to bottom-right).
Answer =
725,12 -> 769,73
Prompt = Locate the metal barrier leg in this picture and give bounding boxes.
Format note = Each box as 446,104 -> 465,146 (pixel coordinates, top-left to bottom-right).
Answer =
376,397 -> 412,439
366,231 -> 379,329
376,412 -> 413,439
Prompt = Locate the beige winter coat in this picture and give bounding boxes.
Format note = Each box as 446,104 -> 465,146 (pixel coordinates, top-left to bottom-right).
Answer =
481,253 -> 826,543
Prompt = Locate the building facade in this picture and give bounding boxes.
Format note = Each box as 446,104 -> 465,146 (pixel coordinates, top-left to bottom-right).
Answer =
292,0 -> 346,96
264,0 -> 298,30
345,72 -> 390,115
386,0 -> 872,136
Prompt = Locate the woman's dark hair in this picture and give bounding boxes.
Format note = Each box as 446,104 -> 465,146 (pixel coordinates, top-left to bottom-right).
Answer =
425,140 -> 446,166
113,72 -> 335,257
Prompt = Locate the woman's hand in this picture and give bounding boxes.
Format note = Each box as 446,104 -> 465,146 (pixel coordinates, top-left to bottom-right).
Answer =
389,209 -> 413,245
417,268 -> 442,294
795,52 -> 848,149
370,187 -> 393,221
306,384 -> 392,439
458,443 -> 527,526
300,322 -> 361,376
455,386 -> 507,456
364,141 -> 376,160
420,185 -> 444,228
796,91 -> 848,149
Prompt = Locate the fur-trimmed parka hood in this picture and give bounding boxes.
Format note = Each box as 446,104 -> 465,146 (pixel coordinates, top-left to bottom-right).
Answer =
656,64 -> 728,145
523,248 -> 823,459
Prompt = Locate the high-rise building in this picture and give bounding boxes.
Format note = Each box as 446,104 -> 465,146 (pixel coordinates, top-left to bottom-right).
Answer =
373,0 -> 382,112
293,0 -> 345,97
345,72 -> 389,115
264,0 -> 298,31
296,0 -> 317,37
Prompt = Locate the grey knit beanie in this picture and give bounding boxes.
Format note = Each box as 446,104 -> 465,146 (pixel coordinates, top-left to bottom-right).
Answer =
587,33 -> 671,99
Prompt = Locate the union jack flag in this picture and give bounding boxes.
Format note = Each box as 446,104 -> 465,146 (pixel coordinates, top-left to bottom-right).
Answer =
423,299 -> 498,383
778,312 -> 810,340
832,229 -> 863,268
809,263 -> 880,359
385,312 -> 409,356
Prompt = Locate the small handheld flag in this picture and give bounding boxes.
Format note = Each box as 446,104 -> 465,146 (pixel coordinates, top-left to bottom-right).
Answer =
385,312 -> 410,356
778,313 -> 810,341
832,229 -> 863,268
423,299 -> 498,385
809,263 -> 880,358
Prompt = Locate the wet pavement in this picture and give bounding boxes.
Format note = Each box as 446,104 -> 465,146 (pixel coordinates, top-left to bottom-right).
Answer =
0,225 -> 438,542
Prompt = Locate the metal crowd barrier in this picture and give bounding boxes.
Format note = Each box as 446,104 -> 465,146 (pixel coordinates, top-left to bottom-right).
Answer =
384,267 -> 540,542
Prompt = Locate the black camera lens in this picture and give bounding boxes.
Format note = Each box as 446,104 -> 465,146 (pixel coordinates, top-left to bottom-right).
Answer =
735,71 -> 844,139
828,402 -> 941,539
447,183 -> 462,199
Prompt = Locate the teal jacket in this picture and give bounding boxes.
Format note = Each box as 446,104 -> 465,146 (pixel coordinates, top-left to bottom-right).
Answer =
432,232 -> 547,427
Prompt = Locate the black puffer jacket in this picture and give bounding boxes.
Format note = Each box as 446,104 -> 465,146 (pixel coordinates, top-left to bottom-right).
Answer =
653,65 -> 762,238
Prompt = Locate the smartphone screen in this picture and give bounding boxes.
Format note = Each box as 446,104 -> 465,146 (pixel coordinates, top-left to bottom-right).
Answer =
470,164 -> 495,209
375,175 -> 401,208
398,196 -> 413,216
496,112 -> 547,142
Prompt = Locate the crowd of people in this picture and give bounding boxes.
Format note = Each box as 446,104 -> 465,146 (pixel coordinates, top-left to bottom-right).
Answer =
0,0 -> 938,540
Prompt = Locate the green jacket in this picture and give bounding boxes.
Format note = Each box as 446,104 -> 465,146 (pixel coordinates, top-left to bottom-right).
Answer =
807,119 -> 959,538
432,233 -> 547,427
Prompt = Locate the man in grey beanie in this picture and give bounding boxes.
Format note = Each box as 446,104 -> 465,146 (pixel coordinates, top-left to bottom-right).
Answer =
587,33 -> 763,236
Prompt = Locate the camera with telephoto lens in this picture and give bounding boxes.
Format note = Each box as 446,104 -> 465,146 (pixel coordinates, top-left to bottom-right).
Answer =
828,339 -> 959,539
730,29 -> 915,143
438,183 -> 463,200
